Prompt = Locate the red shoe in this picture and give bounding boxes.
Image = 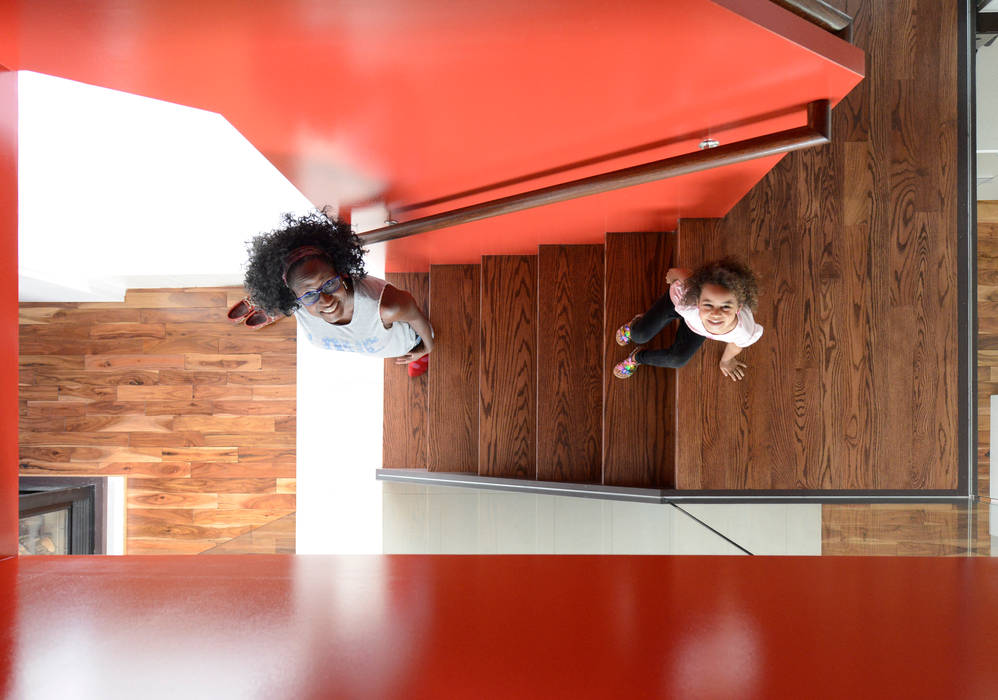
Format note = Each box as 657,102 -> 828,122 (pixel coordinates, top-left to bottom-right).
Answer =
244,307 -> 280,329
227,298 -> 255,323
407,354 -> 429,377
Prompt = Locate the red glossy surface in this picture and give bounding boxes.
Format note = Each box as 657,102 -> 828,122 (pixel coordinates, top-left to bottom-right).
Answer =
0,69 -> 16,557
6,555 -> 998,698
0,0 -> 863,270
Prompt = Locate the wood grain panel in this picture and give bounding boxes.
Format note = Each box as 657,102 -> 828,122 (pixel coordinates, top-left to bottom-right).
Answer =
212,400 -> 296,415
64,415 -> 172,432
603,232 -> 675,488
383,272 -> 429,469
536,245 -> 603,483
117,385 -> 193,401
143,401 -> 214,415
194,385 -> 254,400
184,354 -> 262,371
172,416 -> 275,432
427,265 -> 480,472
480,255 -> 536,479
190,462 -> 296,478
84,354 -> 184,370
91,323 -> 166,340
127,477 -> 276,493
217,493 -> 297,510
226,370 -> 295,385
18,285 -> 297,554
128,492 -> 220,509
158,370 -> 228,385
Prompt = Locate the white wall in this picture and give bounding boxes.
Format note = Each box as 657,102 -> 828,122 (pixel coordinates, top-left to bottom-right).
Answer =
17,71 -> 314,301
294,206 -> 390,554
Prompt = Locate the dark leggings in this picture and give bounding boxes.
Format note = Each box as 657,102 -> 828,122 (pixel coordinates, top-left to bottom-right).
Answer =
629,291 -> 705,368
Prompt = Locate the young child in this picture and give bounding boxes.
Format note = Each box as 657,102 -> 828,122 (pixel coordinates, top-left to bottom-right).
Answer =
242,211 -> 433,377
613,257 -> 762,382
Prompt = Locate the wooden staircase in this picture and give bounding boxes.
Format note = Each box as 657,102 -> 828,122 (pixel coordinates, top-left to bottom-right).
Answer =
383,230 -> 681,489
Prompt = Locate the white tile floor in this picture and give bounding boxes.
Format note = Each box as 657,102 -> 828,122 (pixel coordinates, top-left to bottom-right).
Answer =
382,481 -> 822,556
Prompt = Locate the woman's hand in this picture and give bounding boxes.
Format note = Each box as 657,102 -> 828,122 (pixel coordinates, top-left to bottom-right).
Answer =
719,357 -> 747,381
394,342 -> 430,365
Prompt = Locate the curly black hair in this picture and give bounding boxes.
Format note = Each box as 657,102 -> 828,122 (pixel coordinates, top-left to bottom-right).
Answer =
680,257 -> 759,311
243,210 -> 367,316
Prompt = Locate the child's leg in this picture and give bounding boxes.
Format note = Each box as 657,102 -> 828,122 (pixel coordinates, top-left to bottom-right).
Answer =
627,291 -> 681,344
634,323 -> 705,368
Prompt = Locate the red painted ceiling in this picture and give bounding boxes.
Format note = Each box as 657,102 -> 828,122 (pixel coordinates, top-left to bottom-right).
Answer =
0,0 -> 863,271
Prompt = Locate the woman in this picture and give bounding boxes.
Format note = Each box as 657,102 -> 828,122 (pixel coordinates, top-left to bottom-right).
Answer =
242,211 -> 433,376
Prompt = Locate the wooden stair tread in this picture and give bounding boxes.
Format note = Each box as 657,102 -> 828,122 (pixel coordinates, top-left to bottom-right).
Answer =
602,232 -> 677,488
427,264 -> 480,472
536,245 -> 603,483
479,255 -> 536,479
382,272 -> 429,469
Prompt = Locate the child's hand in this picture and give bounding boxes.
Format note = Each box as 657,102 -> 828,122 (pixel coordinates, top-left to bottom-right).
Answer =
719,357 -> 747,381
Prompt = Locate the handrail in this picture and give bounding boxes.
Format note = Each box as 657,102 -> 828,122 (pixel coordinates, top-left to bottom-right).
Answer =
360,100 -> 830,245
769,0 -> 853,39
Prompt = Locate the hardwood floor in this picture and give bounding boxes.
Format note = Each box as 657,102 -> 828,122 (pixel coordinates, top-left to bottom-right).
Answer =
18,287 -> 297,554
674,0 -> 959,490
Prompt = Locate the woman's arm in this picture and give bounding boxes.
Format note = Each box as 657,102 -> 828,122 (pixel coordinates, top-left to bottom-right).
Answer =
380,285 -> 434,363
719,343 -> 746,381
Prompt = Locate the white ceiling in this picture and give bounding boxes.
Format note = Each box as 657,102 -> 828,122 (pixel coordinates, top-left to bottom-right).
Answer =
17,71 -> 315,302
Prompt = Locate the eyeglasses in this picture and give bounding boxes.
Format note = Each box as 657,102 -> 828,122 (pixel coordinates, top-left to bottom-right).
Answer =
296,277 -> 343,305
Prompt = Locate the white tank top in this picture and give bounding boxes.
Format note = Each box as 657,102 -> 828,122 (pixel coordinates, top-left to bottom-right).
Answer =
293,275 -> 419,358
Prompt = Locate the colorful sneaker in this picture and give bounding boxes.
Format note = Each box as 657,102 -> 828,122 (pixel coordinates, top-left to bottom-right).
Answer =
615,314 -> 642,346
613,350 -> 640,379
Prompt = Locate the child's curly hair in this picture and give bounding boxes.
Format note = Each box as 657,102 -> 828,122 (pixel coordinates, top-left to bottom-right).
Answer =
680,257 -> 759,311
243,210 -> 367,316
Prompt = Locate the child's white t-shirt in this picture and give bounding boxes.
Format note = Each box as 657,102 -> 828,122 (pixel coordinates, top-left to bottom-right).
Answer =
669,280 -> 763,348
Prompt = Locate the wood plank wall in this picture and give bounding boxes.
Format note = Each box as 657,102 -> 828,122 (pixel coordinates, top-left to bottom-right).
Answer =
675,0 -> 959,490
821,504 -> 989,556
980,201 -> 998,500
18,287 -> 296,554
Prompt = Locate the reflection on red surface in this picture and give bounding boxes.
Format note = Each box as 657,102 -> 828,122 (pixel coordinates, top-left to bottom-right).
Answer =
0,0 -> 862,270
0,69 -> 17,557
4,555 -> 998,697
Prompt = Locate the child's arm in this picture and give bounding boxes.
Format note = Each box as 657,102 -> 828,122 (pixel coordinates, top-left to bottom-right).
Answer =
666,268 -> 692,284
380,285 -> 434,363
719,343 -> 747,381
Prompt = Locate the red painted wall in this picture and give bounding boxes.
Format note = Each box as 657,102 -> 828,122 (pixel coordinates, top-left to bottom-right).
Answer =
0,68 -> 17,557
